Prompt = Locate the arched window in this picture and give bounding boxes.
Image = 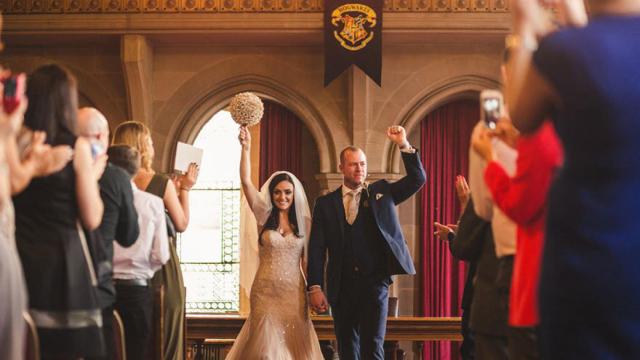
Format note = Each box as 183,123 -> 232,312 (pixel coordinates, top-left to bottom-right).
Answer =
177,100 -> 321,314
178,110 -> 241,313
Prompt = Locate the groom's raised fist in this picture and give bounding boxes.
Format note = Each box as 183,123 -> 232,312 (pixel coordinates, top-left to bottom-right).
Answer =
387,125 -> 409,148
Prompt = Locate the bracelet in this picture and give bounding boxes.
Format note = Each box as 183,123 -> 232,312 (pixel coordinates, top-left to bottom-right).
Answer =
505,34 -> 538,52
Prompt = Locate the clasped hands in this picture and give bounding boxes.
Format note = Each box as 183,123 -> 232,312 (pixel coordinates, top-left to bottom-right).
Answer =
308,287 -> 329,314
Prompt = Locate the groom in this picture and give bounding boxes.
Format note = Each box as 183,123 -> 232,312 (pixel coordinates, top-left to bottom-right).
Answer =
308,126 -> 426,359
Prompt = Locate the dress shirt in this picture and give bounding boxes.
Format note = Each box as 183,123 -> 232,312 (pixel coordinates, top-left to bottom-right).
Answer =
113,183 -> 170,280
342,184 -> 365,224
468,121 -> 517,257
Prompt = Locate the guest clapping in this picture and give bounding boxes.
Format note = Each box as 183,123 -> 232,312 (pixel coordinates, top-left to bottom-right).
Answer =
14,64 -> 106,359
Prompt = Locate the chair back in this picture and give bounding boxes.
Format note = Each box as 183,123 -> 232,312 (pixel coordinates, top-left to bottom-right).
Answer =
149,284 -> 165,360
23,311 -> 40,360
113,310 -> 127,360
388,296 -> 399,317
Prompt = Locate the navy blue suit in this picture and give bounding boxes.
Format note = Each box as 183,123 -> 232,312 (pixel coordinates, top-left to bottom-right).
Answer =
308,151 -> 426,359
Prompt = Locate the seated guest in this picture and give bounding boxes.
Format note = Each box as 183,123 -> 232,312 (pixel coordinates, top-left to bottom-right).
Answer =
77,107 -> 140,360
108,144 -> 170,360
14,64 -> 107,359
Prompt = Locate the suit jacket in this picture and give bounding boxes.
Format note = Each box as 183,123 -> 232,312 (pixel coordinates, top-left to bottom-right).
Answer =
308,151 -> 426,305
456,198 -> 507,336
94,164 -> 140,307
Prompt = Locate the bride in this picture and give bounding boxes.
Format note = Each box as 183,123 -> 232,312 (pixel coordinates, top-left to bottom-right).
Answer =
226,126 -> 323,359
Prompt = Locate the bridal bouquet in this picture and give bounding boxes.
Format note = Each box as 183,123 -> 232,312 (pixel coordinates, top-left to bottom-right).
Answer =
229,92 -> 264,127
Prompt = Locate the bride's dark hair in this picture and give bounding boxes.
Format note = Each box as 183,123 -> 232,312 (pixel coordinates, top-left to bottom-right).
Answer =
261,173 -> 301,240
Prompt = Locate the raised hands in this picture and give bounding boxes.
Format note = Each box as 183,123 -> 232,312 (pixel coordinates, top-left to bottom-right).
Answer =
0,85 -> 27,136
555,0 -> 588,27
512,0 -> 554,39
238,125 -> 251,150
493,117 -> 520,148
471,126 -> 495,162
455,175 -> 470,210
177,162 -> 199,191
512,0 -> 588,40
387,125 -> 409,148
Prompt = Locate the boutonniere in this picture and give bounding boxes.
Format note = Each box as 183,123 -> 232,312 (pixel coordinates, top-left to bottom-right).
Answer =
376,193 -> 383,200
362,182 -> 370,208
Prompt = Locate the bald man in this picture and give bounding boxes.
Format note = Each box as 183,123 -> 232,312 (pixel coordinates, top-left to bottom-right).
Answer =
77,107 -> 139,360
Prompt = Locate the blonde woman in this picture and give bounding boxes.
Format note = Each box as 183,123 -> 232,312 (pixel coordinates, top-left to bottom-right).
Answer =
112,121 -> 198,360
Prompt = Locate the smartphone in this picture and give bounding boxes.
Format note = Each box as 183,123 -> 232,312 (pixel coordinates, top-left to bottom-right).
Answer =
479,89 -> 503,130
2,73 -> 26,115
90,141 -> 104,159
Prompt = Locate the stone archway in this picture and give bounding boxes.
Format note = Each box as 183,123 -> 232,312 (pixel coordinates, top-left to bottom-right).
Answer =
384,74 -> 500,173
155,67 -> 345,175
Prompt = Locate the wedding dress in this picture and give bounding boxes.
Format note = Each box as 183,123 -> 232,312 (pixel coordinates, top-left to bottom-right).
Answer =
226,171 -> 323,360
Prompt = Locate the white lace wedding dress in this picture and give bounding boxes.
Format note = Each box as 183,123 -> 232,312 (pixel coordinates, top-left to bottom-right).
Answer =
226,193 -> 323,360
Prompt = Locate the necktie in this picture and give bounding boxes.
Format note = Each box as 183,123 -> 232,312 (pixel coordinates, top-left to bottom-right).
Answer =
346,190 -> 359,225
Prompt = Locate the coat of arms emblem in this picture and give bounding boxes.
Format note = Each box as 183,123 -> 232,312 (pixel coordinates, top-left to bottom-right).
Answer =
331,3 -> 378,51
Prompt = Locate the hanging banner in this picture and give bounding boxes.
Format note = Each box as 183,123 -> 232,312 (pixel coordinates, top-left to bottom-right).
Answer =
324,1 -> 383,86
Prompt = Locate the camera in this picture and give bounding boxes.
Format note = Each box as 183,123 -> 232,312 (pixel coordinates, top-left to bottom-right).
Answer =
2,73 -> 26,115
479,89 -> 504,130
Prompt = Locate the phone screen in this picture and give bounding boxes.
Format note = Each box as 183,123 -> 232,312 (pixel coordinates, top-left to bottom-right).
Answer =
3,77 -> 17,98
482,97 -> 501,130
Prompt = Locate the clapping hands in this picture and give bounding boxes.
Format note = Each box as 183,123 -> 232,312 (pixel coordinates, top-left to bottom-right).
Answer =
455,175 -> 470,210
433,222 -> 457,242
27,131 -> 73,176
512,0 -> 588,41
73,137 -> 107,180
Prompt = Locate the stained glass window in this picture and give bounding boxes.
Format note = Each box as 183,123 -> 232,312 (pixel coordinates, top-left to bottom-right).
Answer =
177,110 -> 241,313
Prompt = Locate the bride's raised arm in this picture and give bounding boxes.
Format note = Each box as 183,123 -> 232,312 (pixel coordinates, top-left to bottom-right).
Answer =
239,126 -> 264,216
